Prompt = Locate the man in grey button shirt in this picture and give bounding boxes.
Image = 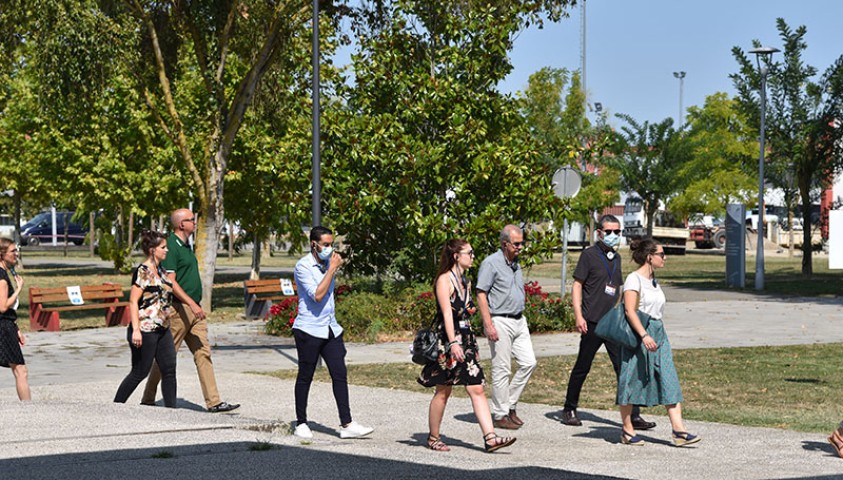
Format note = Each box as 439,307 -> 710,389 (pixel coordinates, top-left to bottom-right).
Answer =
476,224 -> 537,430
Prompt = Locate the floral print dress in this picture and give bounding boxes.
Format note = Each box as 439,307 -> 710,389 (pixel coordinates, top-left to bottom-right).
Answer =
418,272 -> 485,387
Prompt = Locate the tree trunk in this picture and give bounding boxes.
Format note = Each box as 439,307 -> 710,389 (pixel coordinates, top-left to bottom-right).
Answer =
250,232 -> 261,280
89,212 -> 95,257
800,187 -> 813,276
195,203 -> 221,312
13,192 -> 21,245
128,211 -> 134,252
228,220 -> 234,260
645,201 -> 657,237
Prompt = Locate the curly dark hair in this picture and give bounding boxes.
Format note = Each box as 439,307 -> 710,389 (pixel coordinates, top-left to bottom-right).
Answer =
140,230 -> 168,256
629,237 -> 660,265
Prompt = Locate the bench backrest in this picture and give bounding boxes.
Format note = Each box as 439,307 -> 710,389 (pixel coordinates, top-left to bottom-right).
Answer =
30,284 -> 126,305
244,278 -> 297,295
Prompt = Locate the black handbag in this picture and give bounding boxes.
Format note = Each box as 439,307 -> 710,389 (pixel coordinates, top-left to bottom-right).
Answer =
412,315 -> 441,365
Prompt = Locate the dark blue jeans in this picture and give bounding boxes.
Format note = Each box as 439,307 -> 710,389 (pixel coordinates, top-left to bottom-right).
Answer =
115,327 -> 177,407
293,329 -> 351,425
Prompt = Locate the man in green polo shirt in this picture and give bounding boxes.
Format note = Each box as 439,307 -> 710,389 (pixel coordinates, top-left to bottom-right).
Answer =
142,208 -> 239,413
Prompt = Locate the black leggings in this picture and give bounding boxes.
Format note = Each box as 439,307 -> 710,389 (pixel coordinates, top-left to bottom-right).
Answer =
293,329 -> 351,425
114,326 -> 177,407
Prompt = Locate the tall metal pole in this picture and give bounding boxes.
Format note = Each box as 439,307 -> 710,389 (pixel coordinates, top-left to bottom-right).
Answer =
673,71 -> 686,128
755,65 -> 767,290
311,0 -> 321,228
749,46 -> 779,290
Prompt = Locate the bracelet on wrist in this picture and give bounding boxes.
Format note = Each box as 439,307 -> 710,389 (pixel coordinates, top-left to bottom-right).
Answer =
447,340 -> 459,348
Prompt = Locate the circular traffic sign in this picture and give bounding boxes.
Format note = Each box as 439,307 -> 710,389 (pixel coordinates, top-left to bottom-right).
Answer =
552,166 -> 582,199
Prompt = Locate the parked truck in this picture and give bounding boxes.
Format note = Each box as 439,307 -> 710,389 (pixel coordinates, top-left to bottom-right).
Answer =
622,196 -> 688,254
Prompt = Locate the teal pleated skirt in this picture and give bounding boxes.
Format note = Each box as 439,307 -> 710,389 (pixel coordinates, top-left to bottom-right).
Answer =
616,319 -> 683,407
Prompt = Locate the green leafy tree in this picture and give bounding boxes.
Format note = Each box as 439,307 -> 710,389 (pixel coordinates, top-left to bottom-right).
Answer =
608,114 -> 690,236
669,93 -> 757,219
519,67 -> 620,242
32,1 -> 346,307
323,0 -> 576,282
732,18 -> 843,275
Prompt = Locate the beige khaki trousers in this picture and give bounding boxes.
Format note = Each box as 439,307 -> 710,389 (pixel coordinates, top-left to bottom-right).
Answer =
142,302 -> 221,409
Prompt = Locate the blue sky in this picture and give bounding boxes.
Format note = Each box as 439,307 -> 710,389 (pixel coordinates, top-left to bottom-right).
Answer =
502,0 -> 843,125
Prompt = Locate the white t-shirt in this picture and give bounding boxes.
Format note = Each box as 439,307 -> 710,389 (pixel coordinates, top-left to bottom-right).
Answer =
624,271 -> 665,319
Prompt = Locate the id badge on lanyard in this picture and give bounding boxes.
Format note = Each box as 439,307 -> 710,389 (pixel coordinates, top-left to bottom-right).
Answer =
600,253 -> 618,297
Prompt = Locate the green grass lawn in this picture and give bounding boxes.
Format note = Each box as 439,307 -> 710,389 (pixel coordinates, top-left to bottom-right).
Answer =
264,342 -> 843,433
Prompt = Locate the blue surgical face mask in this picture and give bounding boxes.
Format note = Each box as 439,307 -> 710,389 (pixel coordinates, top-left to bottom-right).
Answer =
602,233 -> 620,249
317,245 -> 333,261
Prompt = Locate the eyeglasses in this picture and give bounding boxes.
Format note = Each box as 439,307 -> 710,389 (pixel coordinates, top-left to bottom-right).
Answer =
602,229 -> 622,235
508,241 -> 525,247
183,218 -> 196,223
460,250 -> 475,257
652,252 -> 666,258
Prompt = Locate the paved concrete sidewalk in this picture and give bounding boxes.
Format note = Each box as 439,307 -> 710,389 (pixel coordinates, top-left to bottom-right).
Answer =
2,287 -> 843,479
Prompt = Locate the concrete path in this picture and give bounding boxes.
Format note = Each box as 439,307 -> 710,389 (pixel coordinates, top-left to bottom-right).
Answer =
2,278 -> 843,478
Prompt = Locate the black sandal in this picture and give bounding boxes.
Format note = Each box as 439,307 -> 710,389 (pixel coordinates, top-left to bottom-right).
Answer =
427,435 -> 450,452
483,431 -> 516,453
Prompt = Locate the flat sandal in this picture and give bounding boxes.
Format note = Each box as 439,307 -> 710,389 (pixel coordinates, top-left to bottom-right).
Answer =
427,435 -> 450,452
484,432 -> 516,453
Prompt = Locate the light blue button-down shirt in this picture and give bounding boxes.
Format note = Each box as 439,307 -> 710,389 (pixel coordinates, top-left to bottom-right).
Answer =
292,252 -> 343,339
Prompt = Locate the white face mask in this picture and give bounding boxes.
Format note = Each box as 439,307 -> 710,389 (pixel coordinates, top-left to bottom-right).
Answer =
602,233 -> 620,248
316,245 -> 333,261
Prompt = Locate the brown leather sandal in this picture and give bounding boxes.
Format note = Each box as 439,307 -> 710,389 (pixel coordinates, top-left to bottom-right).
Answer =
484,431 -> 516,453
828,428 -> 843,458
427,435 -> 450,452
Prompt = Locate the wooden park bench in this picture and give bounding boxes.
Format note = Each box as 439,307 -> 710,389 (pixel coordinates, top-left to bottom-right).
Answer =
29,284 -> 131,331
243,278 -> 297,319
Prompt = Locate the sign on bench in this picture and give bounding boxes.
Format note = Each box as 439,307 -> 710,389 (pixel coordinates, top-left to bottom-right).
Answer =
29,284 -> 131,331
243,278 -> 297,319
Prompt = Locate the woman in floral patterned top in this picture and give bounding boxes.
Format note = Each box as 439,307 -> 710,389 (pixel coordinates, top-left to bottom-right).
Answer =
114,230 -> 179,407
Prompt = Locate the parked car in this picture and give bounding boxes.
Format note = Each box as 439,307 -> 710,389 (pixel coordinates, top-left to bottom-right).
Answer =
21,211 -> 88,246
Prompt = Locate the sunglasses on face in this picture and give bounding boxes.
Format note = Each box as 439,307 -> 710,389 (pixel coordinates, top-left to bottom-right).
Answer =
602,229 -> 622,235
652,252 -> 666,258
460,250 -> 475,257
509,241 -> 525,247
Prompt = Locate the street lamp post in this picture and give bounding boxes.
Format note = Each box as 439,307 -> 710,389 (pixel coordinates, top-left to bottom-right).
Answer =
749,46 -> 780,290
672,71 -> 686,128
311,0 -> 321,228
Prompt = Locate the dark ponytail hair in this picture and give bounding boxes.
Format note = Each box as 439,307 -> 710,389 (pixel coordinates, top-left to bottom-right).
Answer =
629,237 -> 659,265
435,238 -> 469,282
140,230 -> 168,257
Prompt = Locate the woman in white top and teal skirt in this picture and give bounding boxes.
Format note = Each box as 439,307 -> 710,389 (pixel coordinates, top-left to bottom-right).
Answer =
617,238 -> 700,447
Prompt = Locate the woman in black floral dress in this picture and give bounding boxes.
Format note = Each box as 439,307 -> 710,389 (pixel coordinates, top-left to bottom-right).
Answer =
418,239 -> 515,453
0,238 -> 29,400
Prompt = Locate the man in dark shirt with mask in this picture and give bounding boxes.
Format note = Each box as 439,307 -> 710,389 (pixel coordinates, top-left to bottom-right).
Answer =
560,215 -> 655,430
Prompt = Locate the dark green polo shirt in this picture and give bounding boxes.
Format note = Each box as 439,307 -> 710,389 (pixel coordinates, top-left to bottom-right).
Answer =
161,232 -> 202,303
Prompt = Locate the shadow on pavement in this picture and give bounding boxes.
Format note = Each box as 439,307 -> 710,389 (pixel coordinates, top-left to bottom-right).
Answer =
3,442 -> 627,480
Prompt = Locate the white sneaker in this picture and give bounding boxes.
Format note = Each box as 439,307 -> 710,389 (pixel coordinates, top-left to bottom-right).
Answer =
294,423 -> 313,439
339,421 -> 374,439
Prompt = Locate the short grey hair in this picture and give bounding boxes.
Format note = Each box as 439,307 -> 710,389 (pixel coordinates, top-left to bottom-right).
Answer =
500,224 -> 522,244
599,214 -> 620,229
